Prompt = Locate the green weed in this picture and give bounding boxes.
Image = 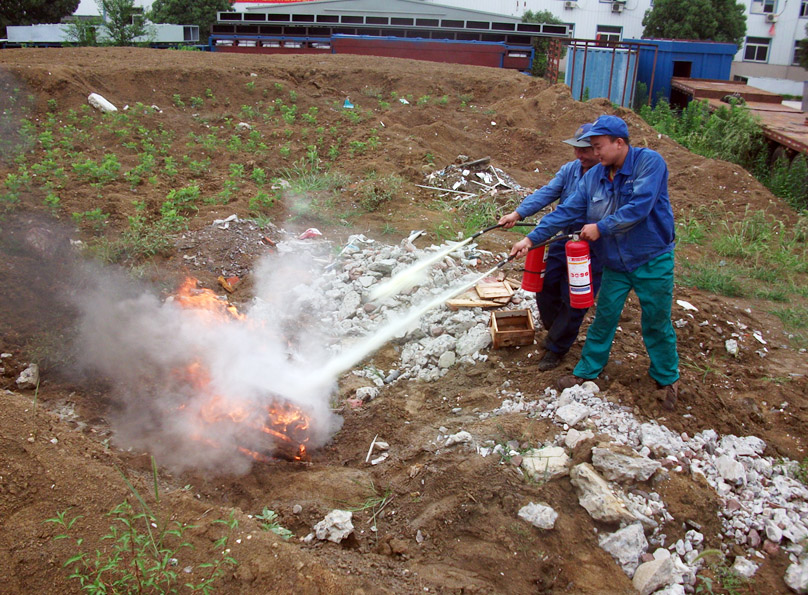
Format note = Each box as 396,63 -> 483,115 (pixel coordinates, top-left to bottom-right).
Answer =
677,260 -> 745,297
45,459 -> 237,594
356,173 -> 403,212
254,508 -> 293,540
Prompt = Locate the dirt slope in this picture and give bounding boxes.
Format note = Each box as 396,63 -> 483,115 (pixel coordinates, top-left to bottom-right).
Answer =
0,48 -> 806,594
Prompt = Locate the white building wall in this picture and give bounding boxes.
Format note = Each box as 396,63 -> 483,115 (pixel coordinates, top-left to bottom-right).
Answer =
425,0 -> 649,39
427,0 -> 806,94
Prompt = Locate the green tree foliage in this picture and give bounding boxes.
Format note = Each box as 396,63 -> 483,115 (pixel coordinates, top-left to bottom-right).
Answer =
0,0 -> 80,37
522,10 -> 566,78
65,17 -> 102,46
98,0 -> 150,46
638,98 -> 807,210
642,0 -> 746,48
149,0 -> 232,42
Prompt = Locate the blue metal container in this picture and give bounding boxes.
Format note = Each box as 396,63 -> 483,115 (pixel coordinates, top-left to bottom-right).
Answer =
564,46 -> 638,108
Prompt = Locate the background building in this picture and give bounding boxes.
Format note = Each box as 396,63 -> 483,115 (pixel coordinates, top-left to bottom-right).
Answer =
422,0 -> 805,95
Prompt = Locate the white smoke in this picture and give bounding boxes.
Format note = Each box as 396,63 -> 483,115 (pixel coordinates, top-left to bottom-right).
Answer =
74,253 -> 343,475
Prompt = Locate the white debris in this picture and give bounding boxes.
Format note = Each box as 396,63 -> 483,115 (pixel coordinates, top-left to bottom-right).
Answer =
212,214 -> 239,229
598,522 -> 648,577
732,556 -> 758,579
676,300 -> 698,311
521,446 -> 571,481
632,556 -> 675,595
555,402 -> 590,427
518,502 -> 558,530
715,455 -> 746,485
564,428 -> 595,450
785,558 -> 808,593
570,463 -> 637,524
355,386 -> 380,401
88,92 -> 117,113
725,339 -> 739,357
591,445 -> 661,483
313,510 -> 354,543
16,363 -> 39,389
445,431 -> 473,447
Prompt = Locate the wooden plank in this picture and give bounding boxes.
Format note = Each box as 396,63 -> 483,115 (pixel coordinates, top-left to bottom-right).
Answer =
505,277 -> 522,290
476,280 -> 513,299
446,289 -> 502,309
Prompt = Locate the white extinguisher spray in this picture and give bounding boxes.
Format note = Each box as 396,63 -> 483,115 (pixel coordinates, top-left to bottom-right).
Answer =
566,239 -> 594,308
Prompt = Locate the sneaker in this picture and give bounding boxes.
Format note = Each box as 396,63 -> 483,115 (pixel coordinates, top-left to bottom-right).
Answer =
661,381 -> 679,411
537,350 -> 563,371
556,375 -> 585,391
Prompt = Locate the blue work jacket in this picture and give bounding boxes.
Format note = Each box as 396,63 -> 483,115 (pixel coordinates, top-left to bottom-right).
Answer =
527,146 -> 675,273
516,160 -> 587,235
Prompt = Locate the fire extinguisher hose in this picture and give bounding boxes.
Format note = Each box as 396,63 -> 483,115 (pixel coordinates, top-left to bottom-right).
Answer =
469,221 -> 538,240
493,231 -> 579,271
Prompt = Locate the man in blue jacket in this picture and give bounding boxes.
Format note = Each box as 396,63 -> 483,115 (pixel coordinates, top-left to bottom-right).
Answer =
509,115 -> 679,410
499,123 -> 602,371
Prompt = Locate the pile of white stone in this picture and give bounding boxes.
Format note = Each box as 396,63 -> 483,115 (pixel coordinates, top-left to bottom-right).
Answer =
478,382 -> 808,593
271,233 -> 534,386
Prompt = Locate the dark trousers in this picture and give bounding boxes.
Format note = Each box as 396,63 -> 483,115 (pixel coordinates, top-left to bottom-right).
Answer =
536,243 -> 602,356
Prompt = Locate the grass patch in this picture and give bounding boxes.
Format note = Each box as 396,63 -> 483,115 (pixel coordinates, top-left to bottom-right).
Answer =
45,458 -> 237,594
677,260 -> 745,297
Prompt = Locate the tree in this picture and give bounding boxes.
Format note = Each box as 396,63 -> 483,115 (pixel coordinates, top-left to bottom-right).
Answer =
799,24 -> 808,70
65,17 -> 102,46
642,0 -> 746,48
97,0 -> 150,46
149,0 -> 232,43
0,0 -> 80,37
522,10 -> 567,78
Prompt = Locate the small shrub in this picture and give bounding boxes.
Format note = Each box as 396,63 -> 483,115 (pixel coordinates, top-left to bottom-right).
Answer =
249,190 -> 275,212
357,173 -> 403,212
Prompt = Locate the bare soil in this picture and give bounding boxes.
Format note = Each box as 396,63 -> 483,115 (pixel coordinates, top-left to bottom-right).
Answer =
0,48 -> 806,594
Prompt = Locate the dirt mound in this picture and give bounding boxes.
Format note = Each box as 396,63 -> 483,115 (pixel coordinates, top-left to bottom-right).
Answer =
0,48 -> 806,594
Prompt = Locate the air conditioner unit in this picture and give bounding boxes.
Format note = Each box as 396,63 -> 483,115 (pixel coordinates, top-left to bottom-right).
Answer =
765,13 -> 777,23
564,0 -> 577,8
611,2 -> 625,13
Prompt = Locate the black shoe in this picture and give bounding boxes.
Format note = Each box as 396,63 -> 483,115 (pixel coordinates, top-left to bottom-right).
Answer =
537,350 -> 564,371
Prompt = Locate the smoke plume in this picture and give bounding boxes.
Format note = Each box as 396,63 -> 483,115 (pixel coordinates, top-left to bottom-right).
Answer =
74,252 -> 343,475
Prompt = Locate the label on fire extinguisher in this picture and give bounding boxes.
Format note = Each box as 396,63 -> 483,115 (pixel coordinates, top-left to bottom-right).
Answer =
568,255 -> 591,293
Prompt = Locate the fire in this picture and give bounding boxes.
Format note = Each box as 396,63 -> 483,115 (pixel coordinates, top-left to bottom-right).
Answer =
170,277 -> 311,462
172,276 -> 245,321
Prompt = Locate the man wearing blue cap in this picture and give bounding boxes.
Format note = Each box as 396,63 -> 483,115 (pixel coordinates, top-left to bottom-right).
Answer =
509,114 -> 679,410
498,123 -> 603,371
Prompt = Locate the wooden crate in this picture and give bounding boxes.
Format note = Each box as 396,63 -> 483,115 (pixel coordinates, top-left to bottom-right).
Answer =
490,309 -> 535,348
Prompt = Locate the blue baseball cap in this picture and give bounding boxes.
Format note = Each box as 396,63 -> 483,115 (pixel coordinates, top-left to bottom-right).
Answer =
578,115 -> 629,141
562,123 -> 593,148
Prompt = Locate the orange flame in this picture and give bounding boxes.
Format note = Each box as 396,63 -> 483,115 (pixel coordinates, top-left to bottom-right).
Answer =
170,277 -> 311,462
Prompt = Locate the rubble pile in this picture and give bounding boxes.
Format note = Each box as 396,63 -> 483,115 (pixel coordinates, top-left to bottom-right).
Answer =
478,382 -> 808,593
421,156 -> 525,199
254,231 -> 534,387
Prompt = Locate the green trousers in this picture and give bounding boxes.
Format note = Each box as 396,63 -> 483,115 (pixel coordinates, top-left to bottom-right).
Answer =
573,251 -> 679,386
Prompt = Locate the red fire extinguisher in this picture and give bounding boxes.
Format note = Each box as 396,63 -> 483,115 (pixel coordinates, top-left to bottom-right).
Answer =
566,240 -> 594,308
521,245 -> 548,292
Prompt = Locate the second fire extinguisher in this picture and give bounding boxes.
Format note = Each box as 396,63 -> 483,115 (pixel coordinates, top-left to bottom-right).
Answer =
566,240 -> 594,308
521,244 -> 549,293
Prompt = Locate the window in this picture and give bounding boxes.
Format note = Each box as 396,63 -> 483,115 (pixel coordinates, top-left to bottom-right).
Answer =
733,75 -> 749,83
596,24 -> 622,43
801,0 -> 808,17
751,0 -> 776,13
794,40 -> 806,65
744,36 -> 770,62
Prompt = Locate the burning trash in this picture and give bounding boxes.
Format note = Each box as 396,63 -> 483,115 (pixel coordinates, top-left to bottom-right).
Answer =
75,271 -> 342,473
168,278 -> 314,462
